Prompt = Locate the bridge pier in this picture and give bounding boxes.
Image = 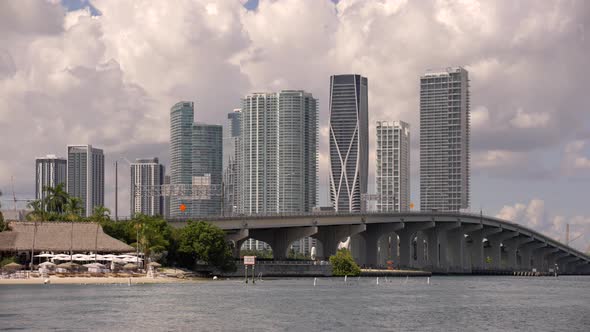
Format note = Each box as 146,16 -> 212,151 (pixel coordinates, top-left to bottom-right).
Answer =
398,221 -> 435,270
533,247 -> 558,272
559,256 -> 580,274
468,227 -> 501,271
355,223 -> 404,267
249,226 -> 318,260
485,231 -> 518,270
225,229 -> 249,258
312,224 -> 365,260
420,222 -> 460,273
518,242 -> 546,270
503,236 -> 533,271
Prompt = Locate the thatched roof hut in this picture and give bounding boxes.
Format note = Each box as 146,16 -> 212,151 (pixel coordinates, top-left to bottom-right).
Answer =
0,222 -> 134,253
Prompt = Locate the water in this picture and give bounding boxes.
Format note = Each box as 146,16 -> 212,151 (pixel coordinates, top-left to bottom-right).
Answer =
1,276 -> 589,331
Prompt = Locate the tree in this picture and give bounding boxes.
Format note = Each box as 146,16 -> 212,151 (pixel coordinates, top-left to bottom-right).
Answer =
131,214 -> 171,262
26,200 -> 47,221
43,183 -> 69,214
329,248 -> 361,276
176,221 -> 236,272
64,197 -> 83,221
89,205 -> 111,224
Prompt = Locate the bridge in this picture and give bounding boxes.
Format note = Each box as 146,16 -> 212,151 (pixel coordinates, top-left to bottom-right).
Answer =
168,212 -> 590,274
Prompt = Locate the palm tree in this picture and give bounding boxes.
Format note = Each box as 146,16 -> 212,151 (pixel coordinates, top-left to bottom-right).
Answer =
64,197 -> 83,221
26,200 -> 47,221
90,206 -> 111,224
43,183 -> 69,214
131,214 -> 169,264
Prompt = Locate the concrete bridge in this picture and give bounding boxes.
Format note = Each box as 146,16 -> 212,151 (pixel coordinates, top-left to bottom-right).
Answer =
168,212 -> 590,274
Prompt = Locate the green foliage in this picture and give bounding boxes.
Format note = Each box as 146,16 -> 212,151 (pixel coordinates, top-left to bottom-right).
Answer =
101,219 -> 134,244
0,256 -> 17,267
329,248 -> 361,276
64,197 -> 83,221
131,214 -> 171,261
43,183 -> 68,214
287,249 -> 311,261
241,249 -> 273,259
175,221 -> 236,272
26,199 -> 48,221
89,206 -> 111,224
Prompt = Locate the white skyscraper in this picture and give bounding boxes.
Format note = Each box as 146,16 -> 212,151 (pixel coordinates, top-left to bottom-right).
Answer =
67,145 -> 104,217
35,155 -> 67,202
420,67 -> 470,211
238,90 -> 318,215
130,158 -> 164,217
376,121 -> 410,212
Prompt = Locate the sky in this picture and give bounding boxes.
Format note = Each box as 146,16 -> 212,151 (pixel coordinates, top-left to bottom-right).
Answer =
0,0 -> 588,252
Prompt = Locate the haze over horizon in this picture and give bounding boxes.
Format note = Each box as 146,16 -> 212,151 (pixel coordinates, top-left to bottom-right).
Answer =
0,0 -> 588,252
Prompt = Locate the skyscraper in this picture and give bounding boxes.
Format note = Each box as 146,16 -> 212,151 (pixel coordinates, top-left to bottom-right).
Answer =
130,158 -> 164,217
35,155 -> 67,202
191,123 -> 223,217
329,74 -> 369,212
238,90 -> 318,215
170,101 -> 194,218
376,121 -> 410,212
420,67 -> 470,211
223,109 -> 241,216
67,145 -> 104,217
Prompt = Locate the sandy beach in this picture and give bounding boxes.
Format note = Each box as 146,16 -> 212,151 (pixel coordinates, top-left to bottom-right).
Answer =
0,276 -> 207,285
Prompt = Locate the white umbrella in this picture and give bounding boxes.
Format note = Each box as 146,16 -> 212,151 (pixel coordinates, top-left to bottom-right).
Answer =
53,254 -> 71,261
83,263 -> 106,268
112,258 -> 126,264
73,255 -> 92,261
124,257 -> 143,262
102,254 -> 118,259
39,261 -> 56,267
34,253 -> 55,258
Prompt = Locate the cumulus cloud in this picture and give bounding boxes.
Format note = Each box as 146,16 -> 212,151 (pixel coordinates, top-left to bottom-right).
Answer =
496,199 -> 590,252
0,0 -> 588,222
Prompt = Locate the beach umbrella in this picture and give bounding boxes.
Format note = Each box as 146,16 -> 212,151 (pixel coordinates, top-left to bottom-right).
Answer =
57,262 -> 79,270
2,262 -> 23,270
123,257 -> 143,262
34,253 -> 54,258
83,263 -> 106,268
112,258 -> 126,264
102,254 -> 118,259
148,262 -> 161,267
39,261 -> 56,267
53,254 -> 71,261
123,263 -> 138,270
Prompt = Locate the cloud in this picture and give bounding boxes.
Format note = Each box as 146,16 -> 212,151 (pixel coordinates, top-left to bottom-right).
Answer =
496,199 -> 590,252
0,0 -> 588,217
510,108 -> 550,129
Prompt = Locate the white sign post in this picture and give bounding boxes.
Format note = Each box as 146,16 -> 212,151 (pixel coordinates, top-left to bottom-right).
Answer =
244,256 -> 256,284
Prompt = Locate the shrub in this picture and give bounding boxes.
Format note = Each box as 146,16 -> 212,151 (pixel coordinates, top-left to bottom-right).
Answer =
329,248 -> 361,276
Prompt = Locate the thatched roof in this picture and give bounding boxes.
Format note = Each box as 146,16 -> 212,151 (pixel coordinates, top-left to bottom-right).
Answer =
0,222 -> 134,253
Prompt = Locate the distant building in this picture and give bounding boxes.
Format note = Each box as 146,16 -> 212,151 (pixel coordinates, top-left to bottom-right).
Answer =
223,109 -> 241,216
420,67 -> 470,211
376,121 -> 410,212
169,101 -> 223,218
329,74 -> 369,212
35,155 -> 67,202
191,123 -> 223,217
67,145 -> 104,217
170,101 -> 195,218
238,90 -> 318,215
130,158 -> 164,217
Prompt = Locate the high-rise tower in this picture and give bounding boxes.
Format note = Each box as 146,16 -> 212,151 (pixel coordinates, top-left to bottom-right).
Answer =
170,101 -> 194,218
35,155 -> 67,202
329,74 -> 369,212
223,109 -> 241,216
420,67 -> 470,211
376,121 -> 410,212
67,145 -> 104,217
238,90 -> 318,215
130,158 -> 164,217
191,123 -> 223,217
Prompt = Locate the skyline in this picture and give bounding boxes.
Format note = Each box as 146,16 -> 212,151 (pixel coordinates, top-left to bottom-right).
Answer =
0,0 -> 589,252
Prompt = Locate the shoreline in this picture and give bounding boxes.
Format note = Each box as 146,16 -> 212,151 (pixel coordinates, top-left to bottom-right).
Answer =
0,276 -> 207,285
